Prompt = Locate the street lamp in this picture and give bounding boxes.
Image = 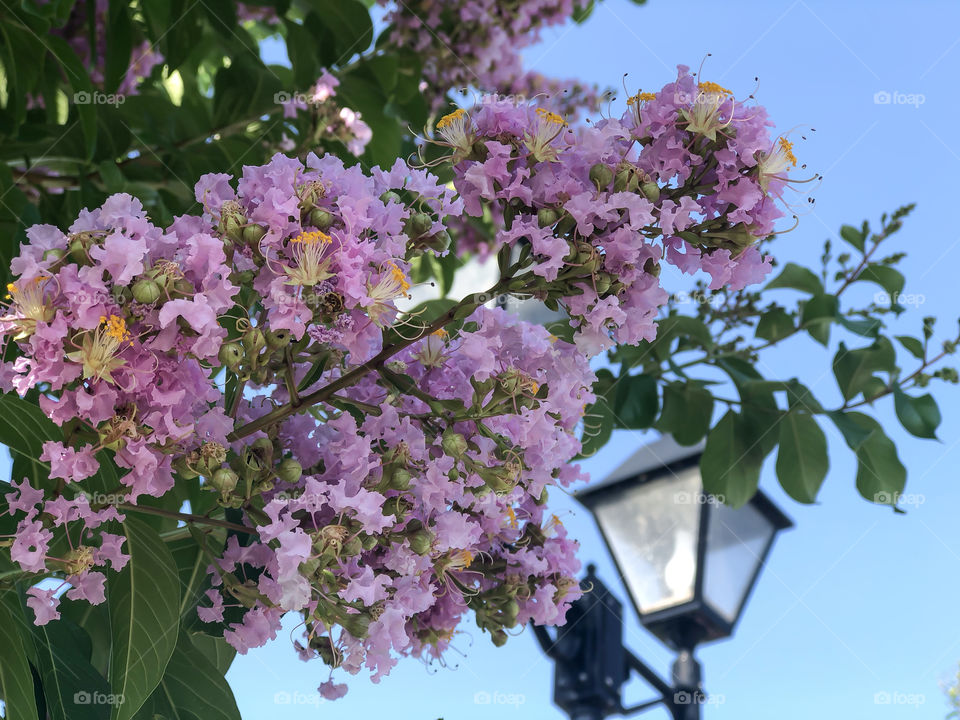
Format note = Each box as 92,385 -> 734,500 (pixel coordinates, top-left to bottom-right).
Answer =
534,436 -> 792,719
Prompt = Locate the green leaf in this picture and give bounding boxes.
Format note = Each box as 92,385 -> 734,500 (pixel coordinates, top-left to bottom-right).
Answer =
188,633 -> 237,675
611,374 -> 658,429
44,34 -> 97,160
832,337 -> 896,401
856,427 -> 907,506
755,307 -> 795,343
656,382 -> 714,446
701,411 -> 763,508
133,632 -> 241,720
579,395 -> 614,457
800,294 -> 838,346
895,335 -> 925,360
0,393 -> 59,486
836,314 -> 881,338
830,412 -> 906,506
765,262 -> 824,295
104,0 -> 134,93
0,594 -> 39,720
107,516 -> 180,720
893,385 -> 941,439
776,412 -> 829,503
31,614 -> 111,720
306,0 -> 374,62
856,264 -> 905,297
839,224 -> 865,252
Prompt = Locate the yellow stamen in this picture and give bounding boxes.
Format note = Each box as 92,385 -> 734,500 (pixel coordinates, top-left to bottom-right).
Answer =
436,108 -> 467,131
627,92 -> 656,105
535,107 -> 566,126
506,507 -> 518,529
698,81 -> 732,95
432,328 -> 449,339
290,230 -> 332,245
778,137 -> 798,167
283,231 -> 335,287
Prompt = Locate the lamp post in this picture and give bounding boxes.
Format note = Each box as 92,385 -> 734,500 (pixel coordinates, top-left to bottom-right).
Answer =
535,436 -> 792,719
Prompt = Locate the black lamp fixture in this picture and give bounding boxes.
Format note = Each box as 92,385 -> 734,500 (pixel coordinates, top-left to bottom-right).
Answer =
534,436 -> 792,720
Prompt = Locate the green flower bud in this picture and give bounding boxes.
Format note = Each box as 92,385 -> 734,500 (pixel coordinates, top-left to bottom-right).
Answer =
441,430 -> 468,458
594,272 -> 613,296
210,468 -> 238,495
390,467 -> 411,491
537,208 -> 559,228
589,163 -> 614,190
490,629 -> 508,647
242,327 -> 266,355
265,327 -> 292,350
218,200 -> 246,243
408,529 -> 434,556
308,208 -> 334,230
614,169 -> 631,193
277,458 -> 302,484
406,212 -> 433,237
424,230 -> 451,253
218,342 -> 243,371
251,437 -> 274,465
131,278 -> 162,304
242,224 -> 267,247
640,180 -> 661,202
642,257 -> 661,277
379,190 -> 401,205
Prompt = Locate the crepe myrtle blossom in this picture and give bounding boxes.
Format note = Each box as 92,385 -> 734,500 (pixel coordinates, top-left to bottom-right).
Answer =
1,67 -> 802,694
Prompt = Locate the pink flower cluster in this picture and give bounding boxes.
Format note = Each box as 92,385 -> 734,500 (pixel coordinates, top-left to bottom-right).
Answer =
435,65 -> 797,354
0,66 -> 799,696
379,0 -> 577,109
279,70 -> 373,157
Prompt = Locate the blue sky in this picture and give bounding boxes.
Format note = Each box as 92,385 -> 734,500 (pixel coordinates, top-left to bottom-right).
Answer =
111,1 -> 960,717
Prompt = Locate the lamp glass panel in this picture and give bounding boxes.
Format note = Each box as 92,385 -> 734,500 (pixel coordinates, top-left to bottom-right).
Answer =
702,500 -> 775,623
590,468 -> 702,615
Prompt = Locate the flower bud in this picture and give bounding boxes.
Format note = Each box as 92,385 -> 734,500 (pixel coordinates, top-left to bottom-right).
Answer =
408,529 -> 434,556
490,629 -> 508,647
441,430 -> 468,458
131,278 -> 162,304
643,257 -> 661,277
537,208 -> 559,228
218,201 -> 246,242
251,437 -> 274,466
43,248 -> 66,262
210,468 -> 238,495
265,328 -> 292,350
589,163 -> 614,190
379,190 -> 401,205
640,180 -> 661,202
218,342 -> 243,371
594,272 -> 613,296
308,209 -> 334,230
389,467 -> 411,491
277,458 -> 302,484
405,212 -> 433,237
242,327 -> 266,355
424,230 -> 451,253
242,224 -> 267,247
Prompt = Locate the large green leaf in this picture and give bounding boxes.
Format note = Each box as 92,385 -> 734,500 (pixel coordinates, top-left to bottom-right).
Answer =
776,411 -> 829,503
700,411 -> 764,508
830,412 -> 906,506
611,373 -> 658,429
132,632 -> 241,720
656,381 -> 714,446
107,517 -> 180,720
765,262 -> 824,295
832,338 -> 896,401
0,594 -> 39,720
892,385 -> 941,439
31,613 -> 111,720
0,393 -> 59,486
